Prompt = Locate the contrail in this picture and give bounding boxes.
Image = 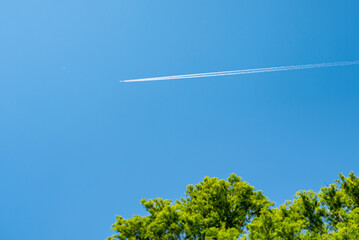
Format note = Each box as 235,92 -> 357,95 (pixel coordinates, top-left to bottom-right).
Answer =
120,60 -> 359,83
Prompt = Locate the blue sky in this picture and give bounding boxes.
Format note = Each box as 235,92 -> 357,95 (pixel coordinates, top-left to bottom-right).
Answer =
1,1 -> 359,239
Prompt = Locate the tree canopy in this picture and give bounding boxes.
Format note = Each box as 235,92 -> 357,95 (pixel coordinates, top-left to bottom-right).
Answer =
107,172 -> 359,240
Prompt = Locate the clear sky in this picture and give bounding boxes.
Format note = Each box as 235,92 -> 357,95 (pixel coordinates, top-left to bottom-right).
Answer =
1,1 -> 359,240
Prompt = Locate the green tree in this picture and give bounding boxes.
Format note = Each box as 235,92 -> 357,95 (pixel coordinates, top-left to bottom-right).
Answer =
108,172 -> 359,240
245,171 -> 359,240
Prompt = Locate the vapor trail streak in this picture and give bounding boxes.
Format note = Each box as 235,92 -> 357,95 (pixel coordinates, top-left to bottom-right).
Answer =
120,60 -> 359,83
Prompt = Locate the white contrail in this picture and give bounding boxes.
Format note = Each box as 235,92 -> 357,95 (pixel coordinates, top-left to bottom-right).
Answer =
120,60 -> 359,83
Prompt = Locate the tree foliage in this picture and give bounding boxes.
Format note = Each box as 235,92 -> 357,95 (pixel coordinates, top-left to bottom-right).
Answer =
108,172 -> 359,239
